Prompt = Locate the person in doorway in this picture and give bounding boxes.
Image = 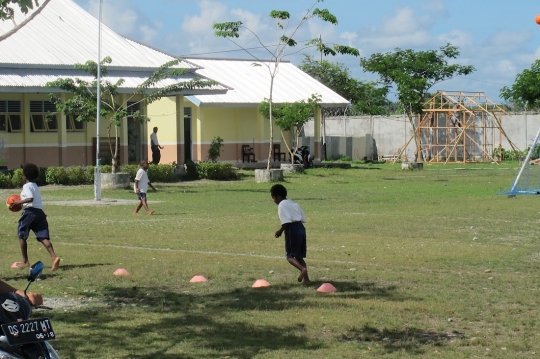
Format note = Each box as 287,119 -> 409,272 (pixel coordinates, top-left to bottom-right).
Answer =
10,163 -> 60,271
150,127 -> 163,164
133,159 -> 157,215
270,184 -> 311,284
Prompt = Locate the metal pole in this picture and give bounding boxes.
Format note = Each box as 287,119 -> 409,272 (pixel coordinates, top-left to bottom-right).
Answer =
509,123 -> 540,194
94,0 -> 102,201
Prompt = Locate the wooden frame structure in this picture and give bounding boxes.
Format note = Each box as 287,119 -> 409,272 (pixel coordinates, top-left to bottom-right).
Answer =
395,91 -> 520,164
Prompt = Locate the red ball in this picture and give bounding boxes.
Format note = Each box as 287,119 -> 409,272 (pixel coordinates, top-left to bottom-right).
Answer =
6,194 -> 22,212
536,14 -> 540,25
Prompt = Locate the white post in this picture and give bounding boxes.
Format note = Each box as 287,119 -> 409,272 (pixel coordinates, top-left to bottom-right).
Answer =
94,0 -> 103,201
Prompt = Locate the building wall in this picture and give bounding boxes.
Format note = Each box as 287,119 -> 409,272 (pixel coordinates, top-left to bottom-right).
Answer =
0,91 -> 324,168
304,113 -> 540,161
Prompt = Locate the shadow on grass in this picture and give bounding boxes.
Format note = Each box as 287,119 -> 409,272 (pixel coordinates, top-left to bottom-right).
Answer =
49,285 -> 325,358
312,280 -> 404,300
50,263 -> 112,272
340,324 -> 463,355
46,280 -> 419,358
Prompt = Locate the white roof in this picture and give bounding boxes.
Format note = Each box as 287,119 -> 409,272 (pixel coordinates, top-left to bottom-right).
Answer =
0,0 -> 194,69
183,58 -> 350,108
0,0 -> 227,94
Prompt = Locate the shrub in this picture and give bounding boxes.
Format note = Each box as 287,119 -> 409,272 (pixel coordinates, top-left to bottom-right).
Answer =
84,166 -> 95,183
121,164 -> 140,182
208,136 -> 224,162
148,164 -> 176,182
11,168 -> 23,187
66,166 -> 87,185
196,162 -> 238,180
0,172 -> 12,188
45,167 -> 69,185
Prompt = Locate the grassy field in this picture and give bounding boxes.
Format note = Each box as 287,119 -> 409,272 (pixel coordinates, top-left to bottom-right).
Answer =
1,162 -> 539,358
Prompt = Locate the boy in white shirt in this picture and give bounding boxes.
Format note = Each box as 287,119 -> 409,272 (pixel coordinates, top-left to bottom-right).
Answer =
133,159 -> 157,215
271,184 -> 311,284
10,163 -> 60,271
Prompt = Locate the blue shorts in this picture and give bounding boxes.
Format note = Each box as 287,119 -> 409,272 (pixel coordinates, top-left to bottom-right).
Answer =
284,222 -> 306,259
137,192 -> 147,201
18,208 -> 50,241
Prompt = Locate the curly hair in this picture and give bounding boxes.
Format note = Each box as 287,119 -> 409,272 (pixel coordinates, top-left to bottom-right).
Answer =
22,163 -> 39,181
270,184 -> 287,198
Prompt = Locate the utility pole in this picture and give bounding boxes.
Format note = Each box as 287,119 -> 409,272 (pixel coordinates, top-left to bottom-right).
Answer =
319,34 -> 327,161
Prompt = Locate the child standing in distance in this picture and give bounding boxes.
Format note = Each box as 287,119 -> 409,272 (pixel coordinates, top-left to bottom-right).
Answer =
270,184 -> 311,284
133,159 -> 156,215
10,163 -> 60,271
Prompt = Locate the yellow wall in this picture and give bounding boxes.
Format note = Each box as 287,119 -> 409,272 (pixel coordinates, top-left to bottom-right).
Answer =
0,91 -> 315,167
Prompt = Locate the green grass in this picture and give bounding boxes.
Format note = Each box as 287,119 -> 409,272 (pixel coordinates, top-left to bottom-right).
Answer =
1,162 -> 537,358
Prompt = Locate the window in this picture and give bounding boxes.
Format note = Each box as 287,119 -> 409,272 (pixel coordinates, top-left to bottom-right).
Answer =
66,115 -> 85,131
30,101 -> 57,132
0,100 -> 22,132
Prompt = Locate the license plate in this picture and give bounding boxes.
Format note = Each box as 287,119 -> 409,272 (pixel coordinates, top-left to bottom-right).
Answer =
1,318 -> 55,345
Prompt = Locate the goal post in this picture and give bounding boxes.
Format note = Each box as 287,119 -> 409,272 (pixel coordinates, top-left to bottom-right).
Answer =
508,125 -> 540,195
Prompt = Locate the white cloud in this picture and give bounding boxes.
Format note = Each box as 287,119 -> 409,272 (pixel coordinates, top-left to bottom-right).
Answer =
79,0 -> 161,44
380,7 -> 432,37
482,30 -> 533,49
182,0 -> 228,34
421,0 -> 449,17
438,30 -> 473,48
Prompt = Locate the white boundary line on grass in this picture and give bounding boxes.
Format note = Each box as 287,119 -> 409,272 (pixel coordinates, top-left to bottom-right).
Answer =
59,242 -> 358,265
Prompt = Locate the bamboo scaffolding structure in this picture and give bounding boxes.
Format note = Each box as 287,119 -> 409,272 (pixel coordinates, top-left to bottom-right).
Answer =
393,91 -> 520,164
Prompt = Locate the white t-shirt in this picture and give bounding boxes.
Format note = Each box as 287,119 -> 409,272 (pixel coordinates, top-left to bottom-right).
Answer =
150,132 -> 159,146
134,168 -> 150,193
20,182 -> 43,209
277,199 -> 306,225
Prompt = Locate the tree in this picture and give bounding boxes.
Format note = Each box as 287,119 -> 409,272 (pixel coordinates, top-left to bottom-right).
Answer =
299,54 -> 390,115
213,1 -> 359,170
46,57 -> 217,172
360,43 -> 475,160
500,59 -> 540,111
0,0 -> 38,21
258,94 -> 321,163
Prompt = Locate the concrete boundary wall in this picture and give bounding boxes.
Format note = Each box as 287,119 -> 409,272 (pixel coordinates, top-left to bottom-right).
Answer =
303,112 -> 540,161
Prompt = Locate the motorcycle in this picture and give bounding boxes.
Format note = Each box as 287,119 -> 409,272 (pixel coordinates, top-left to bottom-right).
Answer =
0,261 -> 60,359
292,145 -> 313,168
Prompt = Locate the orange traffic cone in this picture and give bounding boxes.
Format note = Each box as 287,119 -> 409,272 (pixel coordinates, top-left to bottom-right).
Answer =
252,279 -> 270,288
317,283 -> 336,293
190,275 -> 208,283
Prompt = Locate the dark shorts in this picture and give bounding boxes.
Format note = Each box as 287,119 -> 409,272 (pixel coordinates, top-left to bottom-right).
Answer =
18,208 -> 50,241
284,221 -> 307,259
137,192 -> 147,201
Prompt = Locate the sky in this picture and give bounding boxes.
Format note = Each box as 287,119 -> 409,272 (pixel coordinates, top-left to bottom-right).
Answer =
73,0 -> 540,103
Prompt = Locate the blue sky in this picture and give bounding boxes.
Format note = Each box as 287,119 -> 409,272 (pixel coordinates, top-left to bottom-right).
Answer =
74,0 -> 540,102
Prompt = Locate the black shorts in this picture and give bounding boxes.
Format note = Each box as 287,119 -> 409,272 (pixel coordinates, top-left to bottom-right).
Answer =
284,222 -> 306,259
137,192 -> 147,201
18,208 -> 50,241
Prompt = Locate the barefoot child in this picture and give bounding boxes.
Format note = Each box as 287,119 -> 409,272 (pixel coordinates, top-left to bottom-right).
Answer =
270,184 -> 310,284
133,159 -> 156,215
10,163 -> 60,271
